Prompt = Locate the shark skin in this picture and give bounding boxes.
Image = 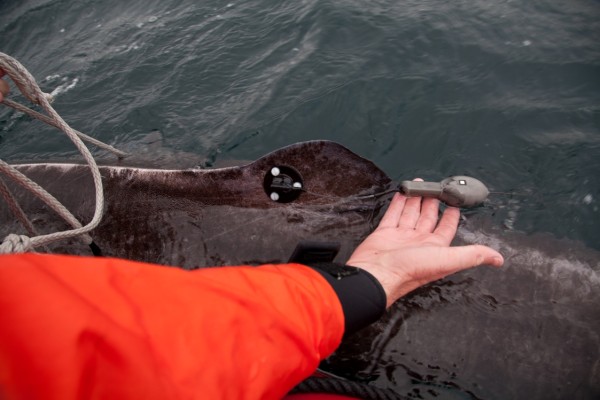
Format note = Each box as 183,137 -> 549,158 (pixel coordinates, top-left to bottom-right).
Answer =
1,141 -> 390,267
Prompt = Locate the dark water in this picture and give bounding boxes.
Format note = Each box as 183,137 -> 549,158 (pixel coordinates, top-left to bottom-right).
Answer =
1,0 -> 599,398
1,0 -> 599,250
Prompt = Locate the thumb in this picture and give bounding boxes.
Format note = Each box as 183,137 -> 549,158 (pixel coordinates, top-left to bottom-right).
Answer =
444,244 -> 504,273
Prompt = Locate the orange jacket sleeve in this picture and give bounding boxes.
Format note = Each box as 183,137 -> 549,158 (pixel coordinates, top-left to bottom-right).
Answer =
0,254 -> 345,400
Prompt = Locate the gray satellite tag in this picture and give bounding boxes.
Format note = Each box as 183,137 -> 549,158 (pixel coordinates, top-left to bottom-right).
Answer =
400,176 -> 489,208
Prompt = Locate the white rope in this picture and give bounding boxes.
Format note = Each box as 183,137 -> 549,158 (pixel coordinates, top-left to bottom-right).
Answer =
0,176 -> 53,253
2,98 -> 127,158
0,52 -> 122,253
0,234 -> 32,254
0,159 -> 94,247
0,176 -> 37,237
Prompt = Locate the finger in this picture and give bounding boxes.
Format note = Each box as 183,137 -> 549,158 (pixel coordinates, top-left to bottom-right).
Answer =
415,197 -> 440,232
398,178 -> 423,229
442,245 -> 504,274
378,192 -> 407,229
433,206 -> 460,244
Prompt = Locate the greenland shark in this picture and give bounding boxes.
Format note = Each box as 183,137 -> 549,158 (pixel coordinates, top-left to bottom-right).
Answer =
1,140 -> 598,400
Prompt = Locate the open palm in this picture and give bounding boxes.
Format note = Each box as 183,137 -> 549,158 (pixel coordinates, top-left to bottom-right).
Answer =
348,191 -> 503,307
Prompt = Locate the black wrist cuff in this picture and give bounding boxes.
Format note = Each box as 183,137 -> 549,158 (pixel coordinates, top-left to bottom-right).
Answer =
308,263 -> 387,337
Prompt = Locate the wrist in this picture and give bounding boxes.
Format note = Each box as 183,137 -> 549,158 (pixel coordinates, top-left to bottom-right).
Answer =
302,263 -> 387,336
346,259 -> 415,308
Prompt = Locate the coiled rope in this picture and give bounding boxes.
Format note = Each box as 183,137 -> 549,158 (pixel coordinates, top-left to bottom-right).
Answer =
0,52 -> 127,254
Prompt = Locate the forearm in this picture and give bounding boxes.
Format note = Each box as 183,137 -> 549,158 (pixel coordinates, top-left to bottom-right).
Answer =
0,254 -> 345,400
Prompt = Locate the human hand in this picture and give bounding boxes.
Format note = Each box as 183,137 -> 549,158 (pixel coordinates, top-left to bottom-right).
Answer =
0,69 -> 9,102
347,186 -> 504,308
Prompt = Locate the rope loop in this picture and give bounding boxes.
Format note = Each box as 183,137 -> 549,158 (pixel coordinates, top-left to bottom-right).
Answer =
0,234 -> 32,254
0,52 -> 126,253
